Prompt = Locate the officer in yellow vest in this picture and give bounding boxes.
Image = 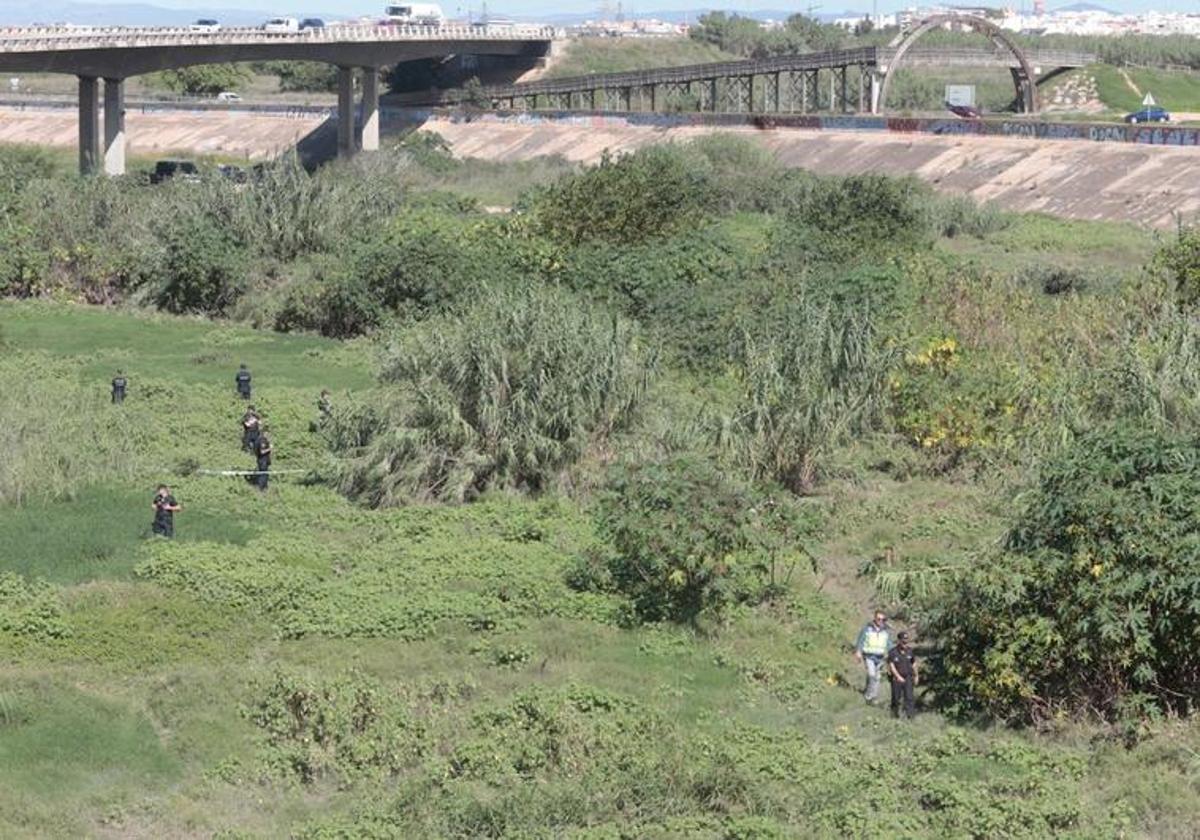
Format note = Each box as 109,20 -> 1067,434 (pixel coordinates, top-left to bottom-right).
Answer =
854,610 -> 894,704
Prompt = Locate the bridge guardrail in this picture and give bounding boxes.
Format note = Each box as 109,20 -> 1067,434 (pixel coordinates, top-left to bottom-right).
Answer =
0,24 -> 558,51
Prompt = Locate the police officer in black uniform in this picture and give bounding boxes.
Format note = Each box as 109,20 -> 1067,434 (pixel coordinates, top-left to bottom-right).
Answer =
151,484 -> 181,538
235,363 -> 252,400
254,429 -> 273,492
111,370 -> 127,404
242,405 -> 262,453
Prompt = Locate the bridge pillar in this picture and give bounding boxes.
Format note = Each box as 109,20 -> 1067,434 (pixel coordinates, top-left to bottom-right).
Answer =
869,71 -> 882,115
103,78 -> 126,176
360,68 -> 380,153
768,72 -> 781,113
78,76 -> 101,175
337,66 -> 355,159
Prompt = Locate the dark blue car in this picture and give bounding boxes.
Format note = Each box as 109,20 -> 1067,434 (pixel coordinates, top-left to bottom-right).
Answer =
1124,106 -> 1170,124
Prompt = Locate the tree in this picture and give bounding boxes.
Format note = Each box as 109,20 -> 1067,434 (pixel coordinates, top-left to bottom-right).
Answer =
153,63 -> 251,95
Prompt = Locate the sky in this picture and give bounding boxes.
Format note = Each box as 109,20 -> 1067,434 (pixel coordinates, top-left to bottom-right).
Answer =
136,0 -> 1200,15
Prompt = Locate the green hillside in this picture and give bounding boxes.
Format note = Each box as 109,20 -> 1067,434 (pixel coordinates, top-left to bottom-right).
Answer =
543,36 -> 738,79
2,137 -> 1200,837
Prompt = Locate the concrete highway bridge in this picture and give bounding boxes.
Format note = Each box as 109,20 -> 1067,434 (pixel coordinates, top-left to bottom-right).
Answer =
0,23 -> 556,174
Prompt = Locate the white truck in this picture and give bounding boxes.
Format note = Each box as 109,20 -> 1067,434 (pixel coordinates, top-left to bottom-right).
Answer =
382,4 -> 445,26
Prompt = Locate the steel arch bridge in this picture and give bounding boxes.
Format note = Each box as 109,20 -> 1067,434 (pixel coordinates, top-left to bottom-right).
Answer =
876,13 -> 1040,114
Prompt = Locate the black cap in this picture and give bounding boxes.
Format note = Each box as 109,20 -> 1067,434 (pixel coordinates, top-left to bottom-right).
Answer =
897,631 -> 910,642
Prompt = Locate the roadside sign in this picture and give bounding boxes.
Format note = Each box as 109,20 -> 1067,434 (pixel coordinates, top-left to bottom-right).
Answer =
1143,92 -> 1156,107
946,84 -> 976,107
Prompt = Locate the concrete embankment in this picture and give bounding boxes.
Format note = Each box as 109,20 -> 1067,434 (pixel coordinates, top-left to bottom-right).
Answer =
411,112 -> 1200,228
3,102 -> 1198,226
0,104 -> 324,160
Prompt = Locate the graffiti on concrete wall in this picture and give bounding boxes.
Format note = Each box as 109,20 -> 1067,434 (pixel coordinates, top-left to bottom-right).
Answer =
411,107 -> 1200,148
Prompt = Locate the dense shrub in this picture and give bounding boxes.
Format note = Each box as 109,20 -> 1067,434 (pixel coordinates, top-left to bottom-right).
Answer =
792,174 -> 934,247
1154,225 -> 1200,308
888,336 -> 1027,471
523,146 -> 715,246
150,212 -> 248,315
276,209 -> 524,337
246,669 -> 424,785
591,458 -> 756,623
720,302 -> 895,494
581,468 -> 821,620
331,286 -> 656,504
0,573 -> 70,640
929,424 -> 1200,725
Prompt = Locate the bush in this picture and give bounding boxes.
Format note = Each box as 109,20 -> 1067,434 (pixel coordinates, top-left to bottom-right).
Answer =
593,458 -> 755,623
276,208 -> 525,337
1154,225 -> 1200,309
150,212 -> 248,315
0,573 -> 70,640
929,423 -> 1200,725
246,669 -> 424,785
332,286 -> 656,504
523,146 -> 715,246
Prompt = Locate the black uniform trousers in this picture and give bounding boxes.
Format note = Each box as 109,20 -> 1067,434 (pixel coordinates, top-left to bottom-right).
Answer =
890,677 -> 915,719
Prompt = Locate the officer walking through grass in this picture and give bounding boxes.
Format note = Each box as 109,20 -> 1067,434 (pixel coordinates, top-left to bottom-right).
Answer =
888,631 -> 919,719
111,370 -> 127,404
235,363 -> 252,400
241,405 -> 262,452
254,428 -> 273,492
151,484 -> 181,538
854,610 -> 893,704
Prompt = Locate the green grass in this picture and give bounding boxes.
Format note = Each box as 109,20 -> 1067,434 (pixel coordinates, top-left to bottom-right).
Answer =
544,37 -> 738,79
1091,64 -> 1200,115
0,301 -> 373,390
0,484 -> 255,585
0,680 -> 181,836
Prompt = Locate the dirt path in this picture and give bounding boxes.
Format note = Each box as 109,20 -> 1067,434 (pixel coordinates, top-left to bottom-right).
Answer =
1119,68 -> 1143,98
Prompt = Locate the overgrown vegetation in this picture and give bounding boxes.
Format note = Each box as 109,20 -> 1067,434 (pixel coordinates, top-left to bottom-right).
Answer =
2,134 -> 1200,836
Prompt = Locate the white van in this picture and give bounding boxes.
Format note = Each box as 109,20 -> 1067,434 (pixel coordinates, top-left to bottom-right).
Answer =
262,17 -> 300,33
382,4 -> 445,26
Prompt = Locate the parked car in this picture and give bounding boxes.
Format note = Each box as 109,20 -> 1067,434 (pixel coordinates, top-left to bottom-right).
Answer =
217,164 -> 249,183
189,18 -> 220,32
299,17 -> 325,29
263,17 -> 300,33
215,91 -> 242,102
946,101 -> 982,119
1124,106 -> 1170,124
150,159 -> 201,184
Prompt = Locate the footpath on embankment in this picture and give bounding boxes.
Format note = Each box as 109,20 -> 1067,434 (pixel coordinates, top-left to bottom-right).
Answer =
2,102 -> 1198,226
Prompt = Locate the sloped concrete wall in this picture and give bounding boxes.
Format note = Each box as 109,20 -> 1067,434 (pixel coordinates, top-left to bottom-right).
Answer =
415,112 -> 1200,227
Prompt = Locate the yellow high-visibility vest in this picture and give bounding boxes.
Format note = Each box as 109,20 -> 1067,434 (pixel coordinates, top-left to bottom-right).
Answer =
862,628 -> 889,656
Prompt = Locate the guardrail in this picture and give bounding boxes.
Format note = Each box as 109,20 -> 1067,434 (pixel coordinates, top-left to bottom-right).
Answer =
0,24 -> 558,51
